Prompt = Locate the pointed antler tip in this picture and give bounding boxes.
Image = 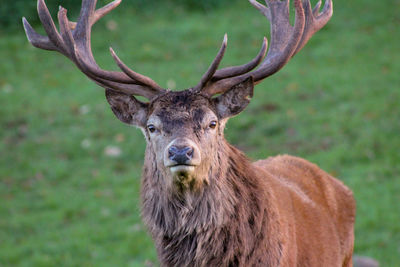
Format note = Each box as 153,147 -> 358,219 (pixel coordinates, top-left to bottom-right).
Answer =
22,17 -> 31,31
109,47 -> 119,59
22,17 -> 29,32
109,0 -> 123,8
108,0 -> 123,7
21,18 -> 35,43
261,37 -> 268,49
223,33 -> 228,43
58,6 -> 66,13
58,5 -> 67,12
260,37 -> 268,55
37,0 -> 50,14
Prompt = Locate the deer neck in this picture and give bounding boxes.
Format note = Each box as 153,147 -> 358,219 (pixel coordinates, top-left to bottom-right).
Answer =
141,140 -> 282,266
141,139 -> 262,234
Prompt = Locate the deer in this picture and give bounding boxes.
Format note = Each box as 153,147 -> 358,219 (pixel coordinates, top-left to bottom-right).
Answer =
23,0 -> 356,266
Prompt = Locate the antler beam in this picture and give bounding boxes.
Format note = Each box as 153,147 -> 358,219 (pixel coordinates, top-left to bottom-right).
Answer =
23,0 -> 165,99
199,0 -> 333,96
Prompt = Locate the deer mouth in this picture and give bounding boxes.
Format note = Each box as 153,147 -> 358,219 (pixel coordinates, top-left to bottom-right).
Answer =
168,164 -> 198,181
169,164 -> 196,173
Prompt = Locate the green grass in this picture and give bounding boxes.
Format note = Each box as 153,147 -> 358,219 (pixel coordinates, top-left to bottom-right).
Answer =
1,0 -> 399,266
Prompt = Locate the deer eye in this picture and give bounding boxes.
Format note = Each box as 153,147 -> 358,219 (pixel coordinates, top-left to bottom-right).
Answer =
147,124 -> 157,133
209,120 -> 217,129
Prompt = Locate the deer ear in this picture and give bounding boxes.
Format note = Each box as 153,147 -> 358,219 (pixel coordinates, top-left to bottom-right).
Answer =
105,89 -> 148,127
213,76 -> 254,119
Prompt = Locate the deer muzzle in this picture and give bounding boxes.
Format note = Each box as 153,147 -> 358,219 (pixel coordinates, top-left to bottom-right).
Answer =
164,138 -> 201,175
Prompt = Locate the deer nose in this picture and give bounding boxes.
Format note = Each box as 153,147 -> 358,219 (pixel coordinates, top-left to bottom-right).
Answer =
168,146 -> 194,165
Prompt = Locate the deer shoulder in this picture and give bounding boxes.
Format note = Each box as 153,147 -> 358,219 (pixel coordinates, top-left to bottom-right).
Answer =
255,155 -> 356,266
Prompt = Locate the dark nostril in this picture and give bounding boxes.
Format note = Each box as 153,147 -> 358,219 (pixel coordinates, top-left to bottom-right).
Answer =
186,147 -> 194,158
168,146 -> 178,158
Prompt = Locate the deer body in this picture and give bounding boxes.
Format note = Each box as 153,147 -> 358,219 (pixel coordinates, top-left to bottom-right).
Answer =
143,150 -> 355,266
23,0 -> 357,266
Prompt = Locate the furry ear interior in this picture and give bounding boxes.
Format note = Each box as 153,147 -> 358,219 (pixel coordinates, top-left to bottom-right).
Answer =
213,76 -> 254,119
105,89 -> 148,127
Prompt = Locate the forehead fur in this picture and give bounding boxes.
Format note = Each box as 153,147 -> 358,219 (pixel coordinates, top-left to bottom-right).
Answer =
149,90 -> 216,117
147,90 -> 217,133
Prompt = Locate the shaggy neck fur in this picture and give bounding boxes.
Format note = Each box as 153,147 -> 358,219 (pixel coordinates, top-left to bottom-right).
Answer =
141,139 -> 283,266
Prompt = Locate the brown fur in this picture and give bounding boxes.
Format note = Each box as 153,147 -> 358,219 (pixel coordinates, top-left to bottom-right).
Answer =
23,0 -> 354,264
141,140 -> 355,266
105,86 -> 357,267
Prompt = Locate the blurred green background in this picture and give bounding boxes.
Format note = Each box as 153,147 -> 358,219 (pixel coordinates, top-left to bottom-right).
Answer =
1,0 -> 399,266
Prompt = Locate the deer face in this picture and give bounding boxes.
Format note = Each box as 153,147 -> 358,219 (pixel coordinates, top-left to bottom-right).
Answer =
105,77 -> 254,191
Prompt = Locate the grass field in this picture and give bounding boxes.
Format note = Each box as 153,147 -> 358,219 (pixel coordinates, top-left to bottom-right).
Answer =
1,0 -> 399,266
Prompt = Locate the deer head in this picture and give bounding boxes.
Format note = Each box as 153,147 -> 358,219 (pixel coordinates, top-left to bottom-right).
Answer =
23,0 -> 333,192
105,76 -> 254,192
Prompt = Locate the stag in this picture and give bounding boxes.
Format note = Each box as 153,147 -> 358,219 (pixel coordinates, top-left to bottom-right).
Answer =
23,0 -> 356,266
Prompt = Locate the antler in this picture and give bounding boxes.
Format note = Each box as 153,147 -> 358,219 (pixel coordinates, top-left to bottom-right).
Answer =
23,0 -> 165,99
198,0 -> 333,96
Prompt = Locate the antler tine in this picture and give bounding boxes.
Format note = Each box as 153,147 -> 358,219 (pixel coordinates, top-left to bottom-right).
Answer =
193,34 -> 228,92
22,0 -> 76,52
212,37 -> 268,80
22,17 -> 57,51
57,2 -> 146,85
293,0 -> 333,55
73,0 -> 99,59
71,0 -> 164,92
249,0 -> 271,20
251,0 -> 306,80
58,7 -> 76,57
23,0 -> 165,99
64,0 -> 137,82
37,0 -> 68,54
91,77 -> 162,99
194,34 -> 268,94
312,0 -> 323,16
199,0 -> 305,96
200,0 -> 333,97
69,1 -> 164,94
93,0 -> 122,25
110,47 -> 164,90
